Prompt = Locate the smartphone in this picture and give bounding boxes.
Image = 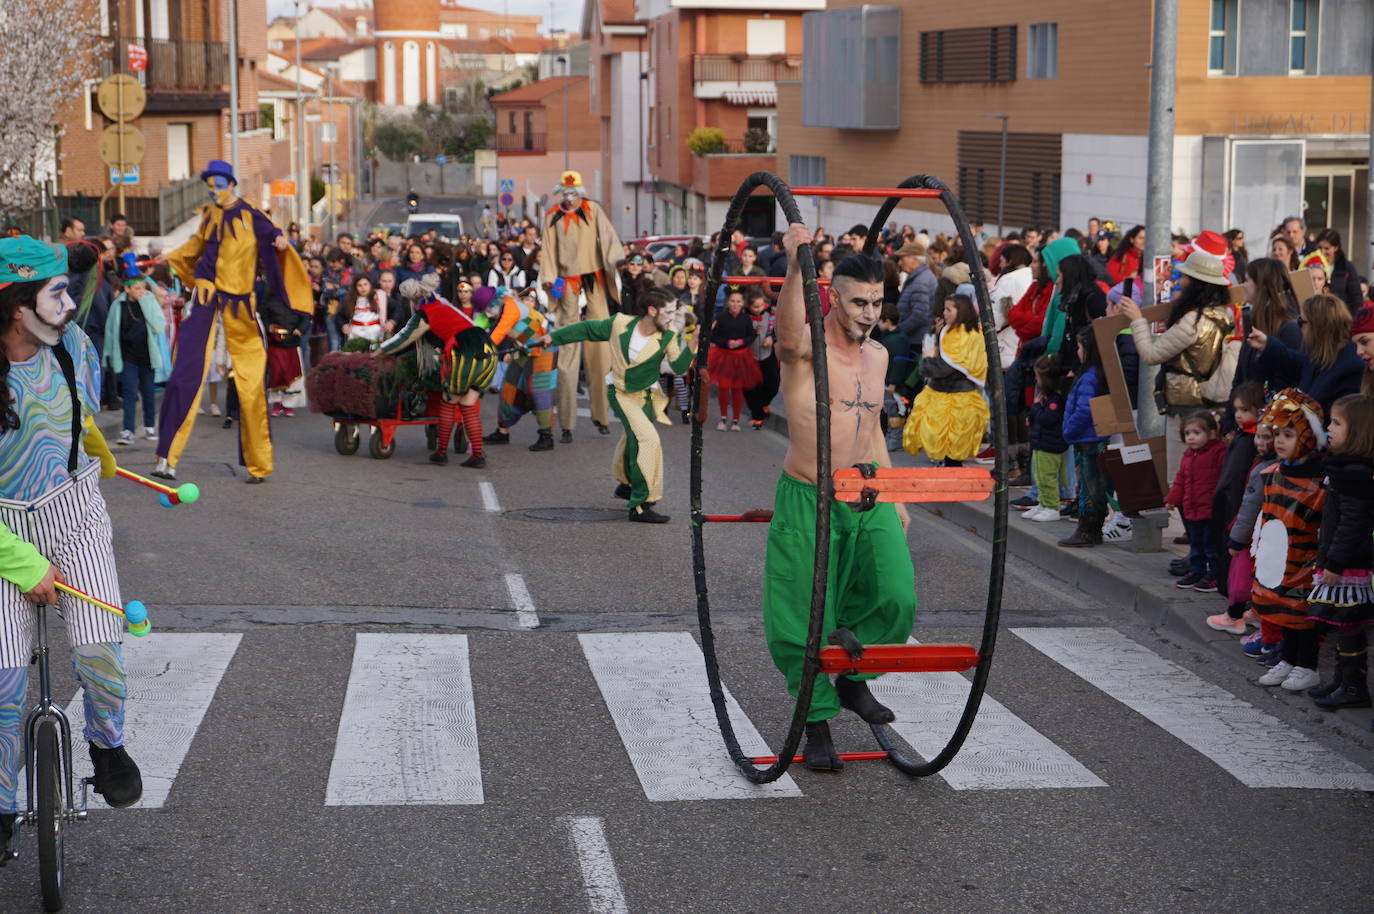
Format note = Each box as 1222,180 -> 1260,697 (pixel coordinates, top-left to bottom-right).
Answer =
1242,306 -> 1253,338
1121,277 -> 1134,301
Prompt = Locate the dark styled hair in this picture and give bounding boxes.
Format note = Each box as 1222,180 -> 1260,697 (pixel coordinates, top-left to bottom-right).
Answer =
880,303 -> 899,324
1315,228 -> 1348,266
636,287 -> 675,316
1180,410 -> 1220,440
998,244 -> 1032,273
1076,324 -> 1102,370
1231,381 -> 1267,413
1033,353 -> 1063,396
946,294 -> 979,332
1245,258 -> 1298,336
1109,225 -> 1145,266
0,280 -> 46,432
1167,273 -> 1231,327
832,253 -> 885,286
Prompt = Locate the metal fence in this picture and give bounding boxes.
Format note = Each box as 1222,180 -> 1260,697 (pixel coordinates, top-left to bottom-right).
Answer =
101,36 -> 229,91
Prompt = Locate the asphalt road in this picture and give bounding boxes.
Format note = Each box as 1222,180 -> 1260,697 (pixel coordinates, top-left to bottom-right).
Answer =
5,394 -> 1373,913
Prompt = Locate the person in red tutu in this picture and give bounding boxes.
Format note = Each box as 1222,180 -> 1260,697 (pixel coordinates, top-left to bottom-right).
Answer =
708,287 -> 761,430
259,287 -> 311,417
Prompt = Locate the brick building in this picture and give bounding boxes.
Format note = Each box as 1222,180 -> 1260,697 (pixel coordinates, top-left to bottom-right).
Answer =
490,77 -> 600,220
775,1 -> 1372,264
582,0 -> 649,239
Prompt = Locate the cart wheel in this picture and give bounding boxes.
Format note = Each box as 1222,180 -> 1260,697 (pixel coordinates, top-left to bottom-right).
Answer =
35,718 -> 64,912
453,426 -> 467,454
426,424 -> 438,451
369,431 -> 395,460
334,424 -> 360,456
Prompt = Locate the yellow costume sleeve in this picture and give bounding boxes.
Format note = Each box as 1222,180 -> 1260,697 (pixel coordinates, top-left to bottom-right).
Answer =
277,244 -> 315,315
82,415 -> 117,478
167,211 -> 210,287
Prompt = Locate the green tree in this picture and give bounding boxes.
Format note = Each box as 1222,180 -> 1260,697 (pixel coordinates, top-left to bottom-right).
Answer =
373,119 -> 425,161
259,103 -> 274,131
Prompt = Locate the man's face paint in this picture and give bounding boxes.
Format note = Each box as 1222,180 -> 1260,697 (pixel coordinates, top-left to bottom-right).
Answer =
206,175 -> 235,207
558,189 -> 582,212
651,303 -> 680,332
22,275 -> 76,346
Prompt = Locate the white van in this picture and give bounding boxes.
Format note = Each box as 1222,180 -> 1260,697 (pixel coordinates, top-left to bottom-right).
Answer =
406,213 -> 465,242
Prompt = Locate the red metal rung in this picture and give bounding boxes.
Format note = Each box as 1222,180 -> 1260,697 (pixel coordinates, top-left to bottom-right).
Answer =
832,466 -> 993,504
789,186 -> 944,199
721,276 -> 831,287
751,750 -> 890,765
819,643 -> 980,675
701,510 -> 774,523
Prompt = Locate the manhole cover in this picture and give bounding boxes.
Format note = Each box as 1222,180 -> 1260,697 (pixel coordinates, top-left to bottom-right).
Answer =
522,507 -> 626,522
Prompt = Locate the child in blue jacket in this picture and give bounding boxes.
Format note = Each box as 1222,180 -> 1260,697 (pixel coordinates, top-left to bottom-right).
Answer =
1061,326 -> 1109,547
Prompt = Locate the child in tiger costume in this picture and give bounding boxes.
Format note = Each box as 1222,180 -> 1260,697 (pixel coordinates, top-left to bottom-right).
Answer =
1251,389 -> 1327,693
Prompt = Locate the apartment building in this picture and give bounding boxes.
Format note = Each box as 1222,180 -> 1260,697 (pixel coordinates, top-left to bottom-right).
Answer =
56,0 -> 276,236
585,0 -> 820,238
491,77 -> 600,219
582,0 -> 650,239
775,1 -> 1371,263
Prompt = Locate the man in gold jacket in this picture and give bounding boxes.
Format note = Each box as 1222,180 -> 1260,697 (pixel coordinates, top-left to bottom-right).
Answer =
538,170 -> 626,442
153,160 -> 312,483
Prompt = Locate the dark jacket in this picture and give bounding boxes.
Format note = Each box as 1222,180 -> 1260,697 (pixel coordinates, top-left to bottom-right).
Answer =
1256,337 -> 1365,417
1115,330 -> 1141,409
1028,393 -> 1068,454
895,264 -> 937,347
875,328 -> 912,387
258,292 -> 311,348
1063,367 -> 1105,444
1316,456 -> 1374,575
1328,255 -> 1365,315
1232,316 -> 1302,399
709,310 -> 756,348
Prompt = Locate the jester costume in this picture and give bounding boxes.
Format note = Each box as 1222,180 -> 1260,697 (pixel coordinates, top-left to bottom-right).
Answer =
0,239 -> 141,843
484,289 -> 558,449
548,313 -> 694,518
156,161 -> 312,481
378,281 -> 504,465
538,171 -> 626,438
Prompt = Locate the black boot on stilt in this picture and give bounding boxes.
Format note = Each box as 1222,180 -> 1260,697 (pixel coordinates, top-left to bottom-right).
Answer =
835,675 -> 895,724
802,721 -> 844,772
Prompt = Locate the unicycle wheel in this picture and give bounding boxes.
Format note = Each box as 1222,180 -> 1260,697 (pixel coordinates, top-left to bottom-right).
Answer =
35,718 -> 64,911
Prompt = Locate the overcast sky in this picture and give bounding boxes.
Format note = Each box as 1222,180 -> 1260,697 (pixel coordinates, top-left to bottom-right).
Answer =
265,1 -> 581,34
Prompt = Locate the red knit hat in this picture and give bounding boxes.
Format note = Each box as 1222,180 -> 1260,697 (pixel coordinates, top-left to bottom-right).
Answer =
1352,306 -> 1374,337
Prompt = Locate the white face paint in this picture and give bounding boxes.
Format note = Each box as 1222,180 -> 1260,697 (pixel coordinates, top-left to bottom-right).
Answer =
22,275 -> 76,346
558,189 -> 582,212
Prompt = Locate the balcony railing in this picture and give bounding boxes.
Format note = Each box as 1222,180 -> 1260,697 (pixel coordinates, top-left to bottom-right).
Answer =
101,37 -> 229,92
693,139 -> 775,156
692,54 -> 801,83
495,132 -> 547,154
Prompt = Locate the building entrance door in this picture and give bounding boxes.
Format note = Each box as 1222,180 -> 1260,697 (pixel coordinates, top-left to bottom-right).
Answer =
1303,164 -> 1369,262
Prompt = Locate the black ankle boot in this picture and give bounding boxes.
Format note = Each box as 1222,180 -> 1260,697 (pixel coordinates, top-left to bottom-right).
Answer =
528,430 -> 554,451
802,721 -> 844,771
1315,652 -> 1371,710
1308,668 -> 1344,699
835,675 -> 895,724
1,812 -> 14,863
90,743 -> 142,808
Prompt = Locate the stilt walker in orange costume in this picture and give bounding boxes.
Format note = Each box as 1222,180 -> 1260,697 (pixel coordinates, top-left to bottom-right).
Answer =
152,160 -> 312,483
538,171 -> 626,443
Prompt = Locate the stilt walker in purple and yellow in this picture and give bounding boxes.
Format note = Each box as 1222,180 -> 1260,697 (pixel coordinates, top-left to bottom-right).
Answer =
152,160 -> 312,483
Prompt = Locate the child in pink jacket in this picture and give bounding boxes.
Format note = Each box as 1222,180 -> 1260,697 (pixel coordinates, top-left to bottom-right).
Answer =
1167,411 -> 1228,592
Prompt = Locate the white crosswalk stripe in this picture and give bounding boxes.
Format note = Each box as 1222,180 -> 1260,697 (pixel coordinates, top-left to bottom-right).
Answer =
69,633 -> 241,810
579,632 -> 801,801
325,633 -> 483,806
1013,627 -> 1374,790
62,627 -> 1374,808
872,639 -> 1106,789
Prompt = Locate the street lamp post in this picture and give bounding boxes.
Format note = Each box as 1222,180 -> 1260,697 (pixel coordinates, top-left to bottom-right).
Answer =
557,55 -> 570,172
979,113 -> 1008,234
228,0 -> 240,176
295,1 -> 309,232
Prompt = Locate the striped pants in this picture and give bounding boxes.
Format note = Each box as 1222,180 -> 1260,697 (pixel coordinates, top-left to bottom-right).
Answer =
0,463 -> 127,812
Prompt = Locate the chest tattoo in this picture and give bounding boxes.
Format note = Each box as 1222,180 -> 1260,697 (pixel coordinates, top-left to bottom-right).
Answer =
837,376 -> 880,440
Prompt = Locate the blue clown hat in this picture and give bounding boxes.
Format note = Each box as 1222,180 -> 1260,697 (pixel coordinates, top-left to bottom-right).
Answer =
200,159 -> 236,184
121,251 -> 144,284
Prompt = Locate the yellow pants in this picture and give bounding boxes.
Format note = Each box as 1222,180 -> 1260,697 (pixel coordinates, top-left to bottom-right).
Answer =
554,277 -> 611,429
156,295 -> 272,478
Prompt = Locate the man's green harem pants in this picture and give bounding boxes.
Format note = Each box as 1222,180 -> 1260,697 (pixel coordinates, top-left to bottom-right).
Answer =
763,473 -> 917,723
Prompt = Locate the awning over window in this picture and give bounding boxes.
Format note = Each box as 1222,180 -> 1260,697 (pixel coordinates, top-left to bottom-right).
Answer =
722,88 -> 777,106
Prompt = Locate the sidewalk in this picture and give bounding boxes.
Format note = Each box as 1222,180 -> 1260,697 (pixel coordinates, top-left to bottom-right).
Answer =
759,394 -> 1241,654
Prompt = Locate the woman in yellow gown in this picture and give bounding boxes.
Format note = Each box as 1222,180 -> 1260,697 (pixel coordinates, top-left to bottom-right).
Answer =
903,290 -> 989,464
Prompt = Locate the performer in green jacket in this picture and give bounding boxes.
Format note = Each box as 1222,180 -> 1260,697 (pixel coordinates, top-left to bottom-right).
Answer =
542,288 -> 695,523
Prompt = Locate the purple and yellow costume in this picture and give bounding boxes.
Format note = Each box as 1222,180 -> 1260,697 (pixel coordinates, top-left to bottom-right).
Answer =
157,199 -> 312,478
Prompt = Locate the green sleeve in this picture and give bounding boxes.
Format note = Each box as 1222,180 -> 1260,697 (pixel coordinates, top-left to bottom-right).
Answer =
666,332 -> 695,374
550,318 -> 614,346
0,520 -> 49,593
378,311 -> 427,355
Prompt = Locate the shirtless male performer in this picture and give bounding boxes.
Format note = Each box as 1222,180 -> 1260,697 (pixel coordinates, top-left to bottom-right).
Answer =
764,222 -> 917,771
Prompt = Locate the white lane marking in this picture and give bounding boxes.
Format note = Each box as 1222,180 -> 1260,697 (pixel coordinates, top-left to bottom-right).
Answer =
872,638 -> 1106,789
504,573 -> 541,629
564,816 -> 630,914
1014,627 -> 1374,790
578,632 -> 800,801
325,634 -> 483,805
478,480 -> 501,512
69,633 -> 242,809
